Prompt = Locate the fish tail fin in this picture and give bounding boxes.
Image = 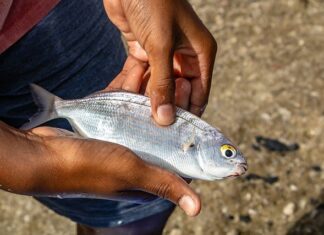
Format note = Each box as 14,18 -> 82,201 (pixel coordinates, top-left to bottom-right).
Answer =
20,84 -> 62,130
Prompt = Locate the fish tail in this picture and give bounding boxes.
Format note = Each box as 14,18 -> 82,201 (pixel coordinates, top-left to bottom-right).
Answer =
20,84 -> 62,130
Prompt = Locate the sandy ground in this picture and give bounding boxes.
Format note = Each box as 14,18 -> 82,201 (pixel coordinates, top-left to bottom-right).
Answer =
0,0 -> 323,234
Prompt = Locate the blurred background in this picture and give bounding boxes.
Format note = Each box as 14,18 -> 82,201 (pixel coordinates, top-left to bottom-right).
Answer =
0,0 -> 323,234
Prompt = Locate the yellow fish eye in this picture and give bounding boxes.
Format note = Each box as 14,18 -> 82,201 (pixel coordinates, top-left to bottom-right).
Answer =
221,144 -> 237,158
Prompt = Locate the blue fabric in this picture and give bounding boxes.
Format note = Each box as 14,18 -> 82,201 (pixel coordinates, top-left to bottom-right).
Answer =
0,0 -> 173,228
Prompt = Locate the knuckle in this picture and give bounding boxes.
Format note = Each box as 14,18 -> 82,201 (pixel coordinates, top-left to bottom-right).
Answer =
121,148 -> 140,165
210,36 -> 218,53
122,84 -> 133,92
199,31 -> 217,55
119,69 -> 128,78
147,37 -> 173,57
190,101 -> 208,116
143,168 -> 179,199
205,35 -> 217,56
156,182 -> 173,199
154,76 -> 174,89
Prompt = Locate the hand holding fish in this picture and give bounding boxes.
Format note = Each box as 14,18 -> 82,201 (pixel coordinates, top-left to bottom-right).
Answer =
0,122 -> 200,216
104,0 -> 217,125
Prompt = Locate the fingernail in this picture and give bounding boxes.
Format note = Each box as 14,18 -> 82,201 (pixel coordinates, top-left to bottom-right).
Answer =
179,195 -> 196,216
157,104 -> 175,125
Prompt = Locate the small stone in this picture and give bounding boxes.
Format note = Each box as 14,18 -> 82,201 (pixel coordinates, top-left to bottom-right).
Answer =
263,176 -> 279,185
244,193 -> 252,201
248,209 -> 257,216
239,214 -> 252,223
278,107 -> 291,120
283,203 -> 295,216
311,165 -> 321,172
245,173 -> 263,181
226,230 -> 239,235
251,144 -> 261,151
289,184 -> 298,191
260,113 -> 271,122
267,221 -> 274,227
299,198 -> 307,209
194,225 -> 203,235
225,214 -> 234,221
310,198 -> 319,206
170,229 -> 182,235
310,91 -> 319,97
23,215 -> 30,223
222,207 -> 228,214
298,39 -> 305,46
16,210 -> 22,216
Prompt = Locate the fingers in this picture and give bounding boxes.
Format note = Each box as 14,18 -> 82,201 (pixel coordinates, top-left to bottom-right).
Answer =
122,60 -> 147,93
148,41 -> 176,126
106,55 -> 147,92
136,164 -> 201,216
31,127 -> 78,137
189,34 -> 217,116
175,78 -> 191,110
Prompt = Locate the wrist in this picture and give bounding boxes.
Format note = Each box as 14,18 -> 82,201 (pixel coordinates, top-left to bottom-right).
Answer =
0,122 -> 48,194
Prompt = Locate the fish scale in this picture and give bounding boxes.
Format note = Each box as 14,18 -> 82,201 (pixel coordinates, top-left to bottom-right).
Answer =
58,98 -> 201,177
22,84 -> 247,181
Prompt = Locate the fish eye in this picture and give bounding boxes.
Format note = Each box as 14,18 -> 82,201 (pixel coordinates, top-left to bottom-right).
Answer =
220,144 -> 237,158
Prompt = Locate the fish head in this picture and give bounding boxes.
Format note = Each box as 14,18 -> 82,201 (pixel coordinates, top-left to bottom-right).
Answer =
197,131 -> 247,180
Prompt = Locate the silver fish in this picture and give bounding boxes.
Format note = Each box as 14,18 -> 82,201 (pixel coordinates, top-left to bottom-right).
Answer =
22,84 -> 247,180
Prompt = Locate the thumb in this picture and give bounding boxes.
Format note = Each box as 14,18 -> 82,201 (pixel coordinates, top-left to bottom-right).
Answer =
148,42 -> 176,126
137,164 -> 201,216
30,127 -> 79,138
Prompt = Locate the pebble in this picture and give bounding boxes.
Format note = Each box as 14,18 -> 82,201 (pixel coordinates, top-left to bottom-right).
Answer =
277,107 -> 291,120
225,214 -> 234,221
252,144 -> 261,151
244,193 -> 252,201
23,215 -> 31,223
194,225 -> 203,235
226,230 -> 239,235
260,112 -> 272,122
169,229 -> 182,235
239,214 -> 252,223
263,176 -> 279,185
267,221 -> 274,227
222,207 -> 228,214
283,203 -> 295,216
299,198 -> 307,210
289,184 -> 298,191
248,209 -> 257,216
311,165 -> 322,172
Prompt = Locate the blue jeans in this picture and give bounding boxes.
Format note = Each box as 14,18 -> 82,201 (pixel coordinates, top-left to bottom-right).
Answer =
0,0 -> 173,228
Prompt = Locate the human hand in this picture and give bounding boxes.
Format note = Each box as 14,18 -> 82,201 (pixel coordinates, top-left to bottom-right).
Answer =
104,0 -> 217,125
0,123 -> 200,216
107,55 -> 193,112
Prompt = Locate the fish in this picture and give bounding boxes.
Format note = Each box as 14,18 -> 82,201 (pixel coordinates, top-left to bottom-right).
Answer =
22,84 -> 247,181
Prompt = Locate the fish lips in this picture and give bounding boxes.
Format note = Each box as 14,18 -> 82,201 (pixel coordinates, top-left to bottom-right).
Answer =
226,163 -> 248,178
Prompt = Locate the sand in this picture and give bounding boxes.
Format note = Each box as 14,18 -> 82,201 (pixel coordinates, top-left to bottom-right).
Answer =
0,0 -> 323,234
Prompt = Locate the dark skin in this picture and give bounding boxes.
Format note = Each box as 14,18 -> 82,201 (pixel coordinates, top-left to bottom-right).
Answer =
0,0 -> 216,234
104,0 -> 217,122
0,123 -> 199,214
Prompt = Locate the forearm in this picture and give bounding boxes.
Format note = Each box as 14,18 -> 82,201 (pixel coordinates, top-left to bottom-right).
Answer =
0,121 -> 43,194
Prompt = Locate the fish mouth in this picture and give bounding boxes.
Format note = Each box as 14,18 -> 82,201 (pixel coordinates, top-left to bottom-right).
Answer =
227,163 -> 248,178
